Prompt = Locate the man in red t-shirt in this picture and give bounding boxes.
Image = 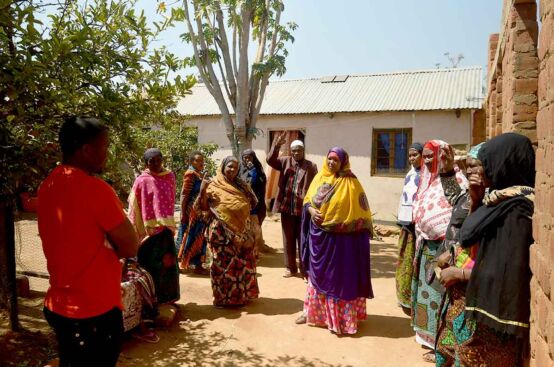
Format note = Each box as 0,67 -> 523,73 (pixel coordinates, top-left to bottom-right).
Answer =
38,116 -> 138,367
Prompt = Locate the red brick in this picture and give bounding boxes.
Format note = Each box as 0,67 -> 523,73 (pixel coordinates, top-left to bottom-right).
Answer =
538,255 -> 552,297
534,335 -> 553,367
515,78 -> 539,94
514,54 -> 540,76
536,105 -> 553,141
514,2 -> 539,22
537,107 -> 546,137
549,226 -> 554,261
531,245 -> 540,273
545,57 -> 554,103
538,15 -> 552,60
512,124 -> 538,142
537,290 -> 550,337
495,123 -> 503,136
548,309 -> 554,362
533,217 -> 541,242
550,189 -> 554,218
537,148 -> 546,175
538,72 -> 548,107
546,144 -> 554,176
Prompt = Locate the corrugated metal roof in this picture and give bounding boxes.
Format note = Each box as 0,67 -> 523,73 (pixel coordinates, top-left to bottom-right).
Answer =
176,66 -> 483,116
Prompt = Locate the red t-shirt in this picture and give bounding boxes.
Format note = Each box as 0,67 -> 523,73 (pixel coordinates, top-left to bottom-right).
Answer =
38,165 -> 125,319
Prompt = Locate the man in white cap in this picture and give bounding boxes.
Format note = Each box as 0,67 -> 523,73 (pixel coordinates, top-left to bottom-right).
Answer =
267,132 -> 317,278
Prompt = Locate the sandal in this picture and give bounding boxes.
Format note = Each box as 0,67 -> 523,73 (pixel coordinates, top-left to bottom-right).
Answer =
295,314 -> 307,324
422,351 -> 435,364
283,269 -> 298,278
131,329 -> 160,344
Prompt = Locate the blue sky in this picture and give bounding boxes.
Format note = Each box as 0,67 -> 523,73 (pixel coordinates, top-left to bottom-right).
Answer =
138,0 -> 503,80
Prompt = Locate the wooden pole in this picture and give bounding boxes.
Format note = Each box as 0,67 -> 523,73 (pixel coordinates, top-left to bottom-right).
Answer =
0,197 -> 19,331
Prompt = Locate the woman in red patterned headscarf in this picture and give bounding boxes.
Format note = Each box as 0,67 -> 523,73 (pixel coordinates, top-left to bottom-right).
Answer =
411,140 -> 468,363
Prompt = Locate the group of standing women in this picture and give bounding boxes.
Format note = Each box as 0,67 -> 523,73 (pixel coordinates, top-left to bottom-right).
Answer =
126,141 -> 376,337
126,147 -> 267,323
395,133 -> 536,366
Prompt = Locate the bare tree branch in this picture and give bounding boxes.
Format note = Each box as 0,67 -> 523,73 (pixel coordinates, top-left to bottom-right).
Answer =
183,0 -> 213,91
250,1 -> 282,136
232,25 -> 238,81
192,2 -> 228,101
176,0 -> 294,154
234,2 -> 252,140
247,0 -> 270,124
214,0 -> 237,106
206,13 -> 232,102
184,0 -> 234,140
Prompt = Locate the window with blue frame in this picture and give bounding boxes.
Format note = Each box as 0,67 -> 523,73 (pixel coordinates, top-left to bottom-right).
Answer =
371,128 -> 412,176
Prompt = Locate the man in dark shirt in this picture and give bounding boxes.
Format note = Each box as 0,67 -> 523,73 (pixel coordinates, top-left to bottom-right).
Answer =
266,133 -> 317,277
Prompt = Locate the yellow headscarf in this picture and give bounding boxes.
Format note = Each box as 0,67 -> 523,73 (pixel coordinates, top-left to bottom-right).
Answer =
207,157 -> 258,235
304,147 -> 373,233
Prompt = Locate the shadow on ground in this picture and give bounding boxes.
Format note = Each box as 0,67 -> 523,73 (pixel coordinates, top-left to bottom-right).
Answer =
370,239 -> 398,279
256,251 -> 285,269
0,291 -> 56,367
182,296 -> 303,322
121,317 -> 352,367
354,314 -> 414,339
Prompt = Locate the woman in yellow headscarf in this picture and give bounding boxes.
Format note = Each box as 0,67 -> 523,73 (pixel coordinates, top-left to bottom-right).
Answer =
196,156 -> 259,307
295,147 -> 374,335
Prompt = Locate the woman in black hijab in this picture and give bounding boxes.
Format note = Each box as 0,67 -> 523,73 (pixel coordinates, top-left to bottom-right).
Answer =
457,133 -> 535,366
239,149 -> 267,224
239,149 -> 269,256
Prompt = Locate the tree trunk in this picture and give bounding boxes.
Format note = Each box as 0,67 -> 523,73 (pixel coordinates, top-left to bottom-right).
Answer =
0,197 -> 19,331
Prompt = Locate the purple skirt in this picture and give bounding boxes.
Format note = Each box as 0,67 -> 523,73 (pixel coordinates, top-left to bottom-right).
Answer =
301,206 -> 374,301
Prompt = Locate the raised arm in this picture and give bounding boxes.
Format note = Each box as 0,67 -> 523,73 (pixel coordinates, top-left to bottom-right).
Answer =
266,132 -> 287,171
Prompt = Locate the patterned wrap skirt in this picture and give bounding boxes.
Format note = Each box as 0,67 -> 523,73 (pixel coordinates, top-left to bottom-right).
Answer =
303,280 -> 367,335
436,286 -> 521,367
206,219 -> 259,306
395,224 -> 416,312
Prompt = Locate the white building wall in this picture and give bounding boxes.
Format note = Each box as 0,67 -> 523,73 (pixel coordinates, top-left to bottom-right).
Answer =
188,110 -> 471,222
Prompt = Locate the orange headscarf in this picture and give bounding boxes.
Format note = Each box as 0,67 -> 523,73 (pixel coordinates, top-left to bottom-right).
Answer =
206,157 -> 257,235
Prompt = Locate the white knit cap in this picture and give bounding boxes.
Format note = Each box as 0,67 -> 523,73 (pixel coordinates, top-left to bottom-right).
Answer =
290,140 -> 304,148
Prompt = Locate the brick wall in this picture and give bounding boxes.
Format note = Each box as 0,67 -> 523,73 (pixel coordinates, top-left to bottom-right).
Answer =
471,109 -> 486,144
530,1 -> 554,365
486,0 -> 554,365
486,0 -> 539,143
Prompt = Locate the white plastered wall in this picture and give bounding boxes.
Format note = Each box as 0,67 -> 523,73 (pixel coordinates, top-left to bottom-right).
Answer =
188,110 -> 471,222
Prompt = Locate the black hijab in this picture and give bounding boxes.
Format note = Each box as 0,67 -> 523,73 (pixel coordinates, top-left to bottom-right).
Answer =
460,133 -> 535,338
478,132 -> 535,190
239,149 -> 267,183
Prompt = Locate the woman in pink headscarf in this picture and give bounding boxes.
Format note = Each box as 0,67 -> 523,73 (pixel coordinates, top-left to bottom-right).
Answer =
410,140 -> 467,363
128,148 -> 180,304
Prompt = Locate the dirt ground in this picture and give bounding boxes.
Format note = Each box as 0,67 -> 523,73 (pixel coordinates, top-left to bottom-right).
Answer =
3,216 -> 430,367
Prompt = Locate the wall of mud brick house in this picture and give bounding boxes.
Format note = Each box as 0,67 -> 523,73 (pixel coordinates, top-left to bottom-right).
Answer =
485,1 -> 554,366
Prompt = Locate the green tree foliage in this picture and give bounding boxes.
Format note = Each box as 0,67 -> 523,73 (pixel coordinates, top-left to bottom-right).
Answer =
107,120 -> 217,200
0,0 -> 214,199
0,1 -> 218,328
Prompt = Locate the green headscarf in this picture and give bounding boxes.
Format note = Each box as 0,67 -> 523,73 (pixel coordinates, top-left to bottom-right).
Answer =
468,143 -> 485,159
